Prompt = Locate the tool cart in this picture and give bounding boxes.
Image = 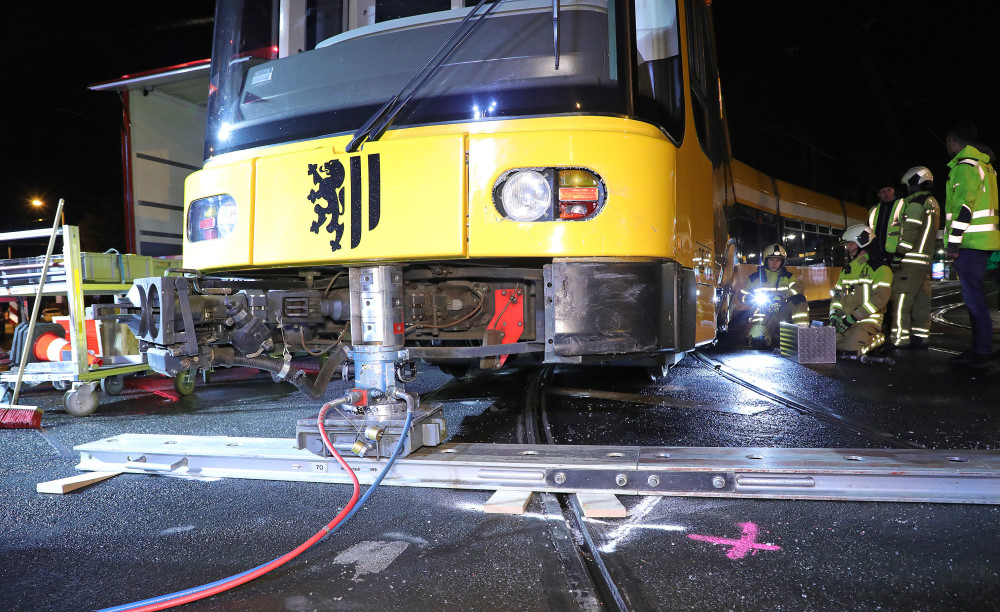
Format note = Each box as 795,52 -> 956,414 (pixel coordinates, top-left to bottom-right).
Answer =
0,225 -> 174,416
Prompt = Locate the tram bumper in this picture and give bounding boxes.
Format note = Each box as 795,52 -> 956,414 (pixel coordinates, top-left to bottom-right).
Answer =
544,260 -> 697,358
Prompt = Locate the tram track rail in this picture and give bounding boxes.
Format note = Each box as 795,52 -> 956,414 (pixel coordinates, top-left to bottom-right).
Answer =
516,364 -> 629,612
691,351 -> 925,449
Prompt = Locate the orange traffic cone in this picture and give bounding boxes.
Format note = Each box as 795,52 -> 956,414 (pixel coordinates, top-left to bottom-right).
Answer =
33,333 -> 103,366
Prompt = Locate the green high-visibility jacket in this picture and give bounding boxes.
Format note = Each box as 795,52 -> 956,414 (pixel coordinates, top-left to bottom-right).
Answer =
945,144 -> 1000,252
740,266 -> 805,305
896,190 -> 941,267
830,253 -> 893,326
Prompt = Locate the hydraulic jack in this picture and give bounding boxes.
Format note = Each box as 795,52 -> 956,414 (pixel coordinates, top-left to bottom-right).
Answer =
295,266 -> 446,458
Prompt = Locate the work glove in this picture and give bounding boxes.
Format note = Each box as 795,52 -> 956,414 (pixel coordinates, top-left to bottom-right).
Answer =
838,314 -> 857,333
767,297 -> 782,313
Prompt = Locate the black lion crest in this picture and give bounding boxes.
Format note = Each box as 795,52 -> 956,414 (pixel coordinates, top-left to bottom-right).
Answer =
307,160 -> 346,251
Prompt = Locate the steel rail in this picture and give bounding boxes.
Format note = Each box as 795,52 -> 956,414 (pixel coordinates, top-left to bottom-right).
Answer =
691,351 -> 925,449
519,365 -> 628,612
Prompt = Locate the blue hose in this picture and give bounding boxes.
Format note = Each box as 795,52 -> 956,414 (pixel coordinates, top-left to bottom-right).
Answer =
98,408 -> 414,612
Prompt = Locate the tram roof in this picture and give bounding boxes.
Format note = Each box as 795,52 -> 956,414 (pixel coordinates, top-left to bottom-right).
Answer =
732,159 -> 866,228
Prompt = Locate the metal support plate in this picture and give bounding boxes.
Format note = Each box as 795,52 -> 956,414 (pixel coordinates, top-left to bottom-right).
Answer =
74,435 -> 1000,504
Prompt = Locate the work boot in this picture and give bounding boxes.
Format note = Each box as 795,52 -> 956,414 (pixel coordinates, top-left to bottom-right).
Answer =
949,350 -> 975,365
963,353 -> 992,370
905,337 -> 927,350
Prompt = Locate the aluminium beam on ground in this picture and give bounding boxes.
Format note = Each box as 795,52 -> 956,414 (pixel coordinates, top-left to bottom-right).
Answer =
74,434 -> 1000,505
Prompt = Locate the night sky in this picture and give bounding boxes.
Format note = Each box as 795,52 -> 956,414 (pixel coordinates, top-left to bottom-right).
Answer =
2,3 -> 213,250
713,0 -> 997,204
1,1 -> 995,251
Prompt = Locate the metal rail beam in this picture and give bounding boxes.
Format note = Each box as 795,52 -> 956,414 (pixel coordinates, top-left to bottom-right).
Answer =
75,434 -> 1000,504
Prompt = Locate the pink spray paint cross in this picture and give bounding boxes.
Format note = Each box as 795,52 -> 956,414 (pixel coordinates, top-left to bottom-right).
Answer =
687,521 -> 781,559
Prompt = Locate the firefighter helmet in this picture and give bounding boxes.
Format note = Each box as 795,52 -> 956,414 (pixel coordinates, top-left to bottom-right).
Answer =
841,224 -> 874,249
901,166 -> 934,192
762,243 -> 787,259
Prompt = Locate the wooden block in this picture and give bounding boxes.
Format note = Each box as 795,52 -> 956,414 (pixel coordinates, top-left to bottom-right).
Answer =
575,492 -> 627,518
37,471 -> 122,494
484,489 -> 533,514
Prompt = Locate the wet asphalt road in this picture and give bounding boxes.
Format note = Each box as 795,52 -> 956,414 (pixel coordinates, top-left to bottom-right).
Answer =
1,281 -> 999,611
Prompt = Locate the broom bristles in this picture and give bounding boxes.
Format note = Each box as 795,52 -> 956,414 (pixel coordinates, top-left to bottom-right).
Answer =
0,406 -> 44,429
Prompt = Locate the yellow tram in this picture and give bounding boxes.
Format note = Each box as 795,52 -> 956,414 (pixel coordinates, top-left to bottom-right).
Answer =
128,0 -> 860,388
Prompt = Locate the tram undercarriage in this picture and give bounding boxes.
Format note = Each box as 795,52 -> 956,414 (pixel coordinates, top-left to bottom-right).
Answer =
121,259 -> 698,455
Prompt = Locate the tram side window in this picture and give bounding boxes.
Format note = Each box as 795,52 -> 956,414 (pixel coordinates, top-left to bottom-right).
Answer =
684,0 -> 724,166
379,0 -> 450,21
782,219 -> 804,266
634,0 -> 684,141
802,224 -> 821,264
735,205 -> 758,263
735,205 -> 777,263
813,226 -> 835,265
306,0 -> 345,50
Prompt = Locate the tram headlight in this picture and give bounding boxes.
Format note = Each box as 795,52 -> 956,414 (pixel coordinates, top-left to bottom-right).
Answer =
500,170 -> 552,222
187,194 -> 238,242
493,167 -> 605,222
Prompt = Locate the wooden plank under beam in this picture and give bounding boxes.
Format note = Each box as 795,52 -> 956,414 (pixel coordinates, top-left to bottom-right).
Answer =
576,492 -> 628,518
37,471 -> 122,494
484,489 -> 533,514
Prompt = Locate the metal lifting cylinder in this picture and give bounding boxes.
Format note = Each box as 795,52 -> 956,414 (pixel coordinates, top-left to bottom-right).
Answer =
349,266 -> 408,412
296,265 -> 446,458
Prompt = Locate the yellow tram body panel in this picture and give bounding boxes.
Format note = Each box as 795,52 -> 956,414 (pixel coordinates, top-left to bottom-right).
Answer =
466,119 -> 678,259
183,116 -> 691,272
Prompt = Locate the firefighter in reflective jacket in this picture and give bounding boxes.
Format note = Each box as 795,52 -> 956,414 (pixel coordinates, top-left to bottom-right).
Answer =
885,166 -> 941,348
829,225 -> 893,356
944,126 -> 1000,368
740,244 -> 809,348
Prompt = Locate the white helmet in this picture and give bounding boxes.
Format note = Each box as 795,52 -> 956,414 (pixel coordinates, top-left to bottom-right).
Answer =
762,243 -> 787,259
841,224 -> 874,249
902,166 -> 933,191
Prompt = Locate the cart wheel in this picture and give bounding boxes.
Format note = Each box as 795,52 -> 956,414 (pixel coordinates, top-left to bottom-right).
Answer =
174,370 -> 196,396
63,386 -> 98,417
101,374 -> 125,396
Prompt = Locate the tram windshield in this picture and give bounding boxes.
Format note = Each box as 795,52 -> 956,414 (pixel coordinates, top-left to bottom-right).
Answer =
205,0 -> 679,159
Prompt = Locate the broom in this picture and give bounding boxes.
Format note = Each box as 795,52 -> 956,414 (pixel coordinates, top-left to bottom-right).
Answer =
0,405 -> 43,429
0,199 -> 63,429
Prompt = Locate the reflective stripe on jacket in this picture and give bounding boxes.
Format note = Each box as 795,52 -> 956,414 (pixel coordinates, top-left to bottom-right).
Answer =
830,253 -> 893,326
740,267 -> 802,303
896,191 -> 941,267
945,145 -> 1000,252
868,198 -> 907,254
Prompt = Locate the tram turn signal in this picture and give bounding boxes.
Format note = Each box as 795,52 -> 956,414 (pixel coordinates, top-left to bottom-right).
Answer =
494,167 -> 605,223
187,194 -> 238,242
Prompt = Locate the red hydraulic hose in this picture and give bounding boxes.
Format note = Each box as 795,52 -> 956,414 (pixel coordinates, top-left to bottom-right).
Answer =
126,399 -> 360,612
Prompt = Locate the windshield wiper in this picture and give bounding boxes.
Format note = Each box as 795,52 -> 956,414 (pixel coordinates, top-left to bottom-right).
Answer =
346,0 -> 502,153
552,0 -> 560,70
